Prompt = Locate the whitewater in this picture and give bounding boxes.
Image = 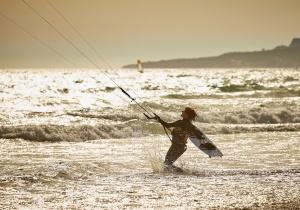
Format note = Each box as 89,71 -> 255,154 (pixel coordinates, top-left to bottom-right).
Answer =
0,68 -> 299,209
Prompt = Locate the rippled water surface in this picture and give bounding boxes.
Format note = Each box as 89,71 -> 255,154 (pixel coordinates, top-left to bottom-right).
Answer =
0,68 -> 299,209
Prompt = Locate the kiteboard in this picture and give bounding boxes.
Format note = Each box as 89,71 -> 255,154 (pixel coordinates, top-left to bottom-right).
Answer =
189,126 -> 223,158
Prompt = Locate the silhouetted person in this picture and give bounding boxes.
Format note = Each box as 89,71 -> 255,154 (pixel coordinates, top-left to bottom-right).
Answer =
155,107 -> 204,167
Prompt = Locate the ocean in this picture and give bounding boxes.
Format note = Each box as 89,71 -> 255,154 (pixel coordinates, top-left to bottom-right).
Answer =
0,68 -> 299,209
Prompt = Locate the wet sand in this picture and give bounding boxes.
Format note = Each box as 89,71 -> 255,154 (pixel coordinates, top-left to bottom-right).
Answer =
1,132 -> 299,209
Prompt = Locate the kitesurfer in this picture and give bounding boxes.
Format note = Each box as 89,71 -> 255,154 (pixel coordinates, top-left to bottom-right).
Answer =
155,107 -> 204,167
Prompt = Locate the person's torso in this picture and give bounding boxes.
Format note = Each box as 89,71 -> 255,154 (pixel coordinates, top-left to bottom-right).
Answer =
170,120 -> 194,144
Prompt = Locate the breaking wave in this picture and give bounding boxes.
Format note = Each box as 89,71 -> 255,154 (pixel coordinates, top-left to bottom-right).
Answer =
0,122 -> 146,142
141,102 -> 300,124
196,108 -> 300,124
2,100 -> 299,142
0,122 -> 299,142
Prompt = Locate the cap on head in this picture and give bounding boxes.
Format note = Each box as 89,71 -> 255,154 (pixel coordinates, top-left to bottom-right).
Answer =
184,107 -> 197,120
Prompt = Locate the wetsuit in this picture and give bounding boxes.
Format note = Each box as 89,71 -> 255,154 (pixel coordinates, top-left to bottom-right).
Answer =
158,118 -> 205,165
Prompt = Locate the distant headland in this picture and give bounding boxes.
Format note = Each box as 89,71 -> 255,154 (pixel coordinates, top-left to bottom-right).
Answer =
123,38 -> 300,68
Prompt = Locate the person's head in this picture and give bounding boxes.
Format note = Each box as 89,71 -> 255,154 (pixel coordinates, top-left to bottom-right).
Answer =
181,107 -> 197,121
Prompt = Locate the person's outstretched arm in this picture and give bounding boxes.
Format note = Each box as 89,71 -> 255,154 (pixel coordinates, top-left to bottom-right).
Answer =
156,116 -> 181,128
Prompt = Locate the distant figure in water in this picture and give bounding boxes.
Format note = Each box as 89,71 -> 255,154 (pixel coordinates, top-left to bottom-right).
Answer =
155,107 -> 204,168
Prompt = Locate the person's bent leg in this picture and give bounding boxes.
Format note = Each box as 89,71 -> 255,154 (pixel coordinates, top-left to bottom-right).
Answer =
164,143 -> 187,166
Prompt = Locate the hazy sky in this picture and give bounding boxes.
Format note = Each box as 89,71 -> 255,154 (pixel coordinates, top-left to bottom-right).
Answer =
0,0 -> 300,68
